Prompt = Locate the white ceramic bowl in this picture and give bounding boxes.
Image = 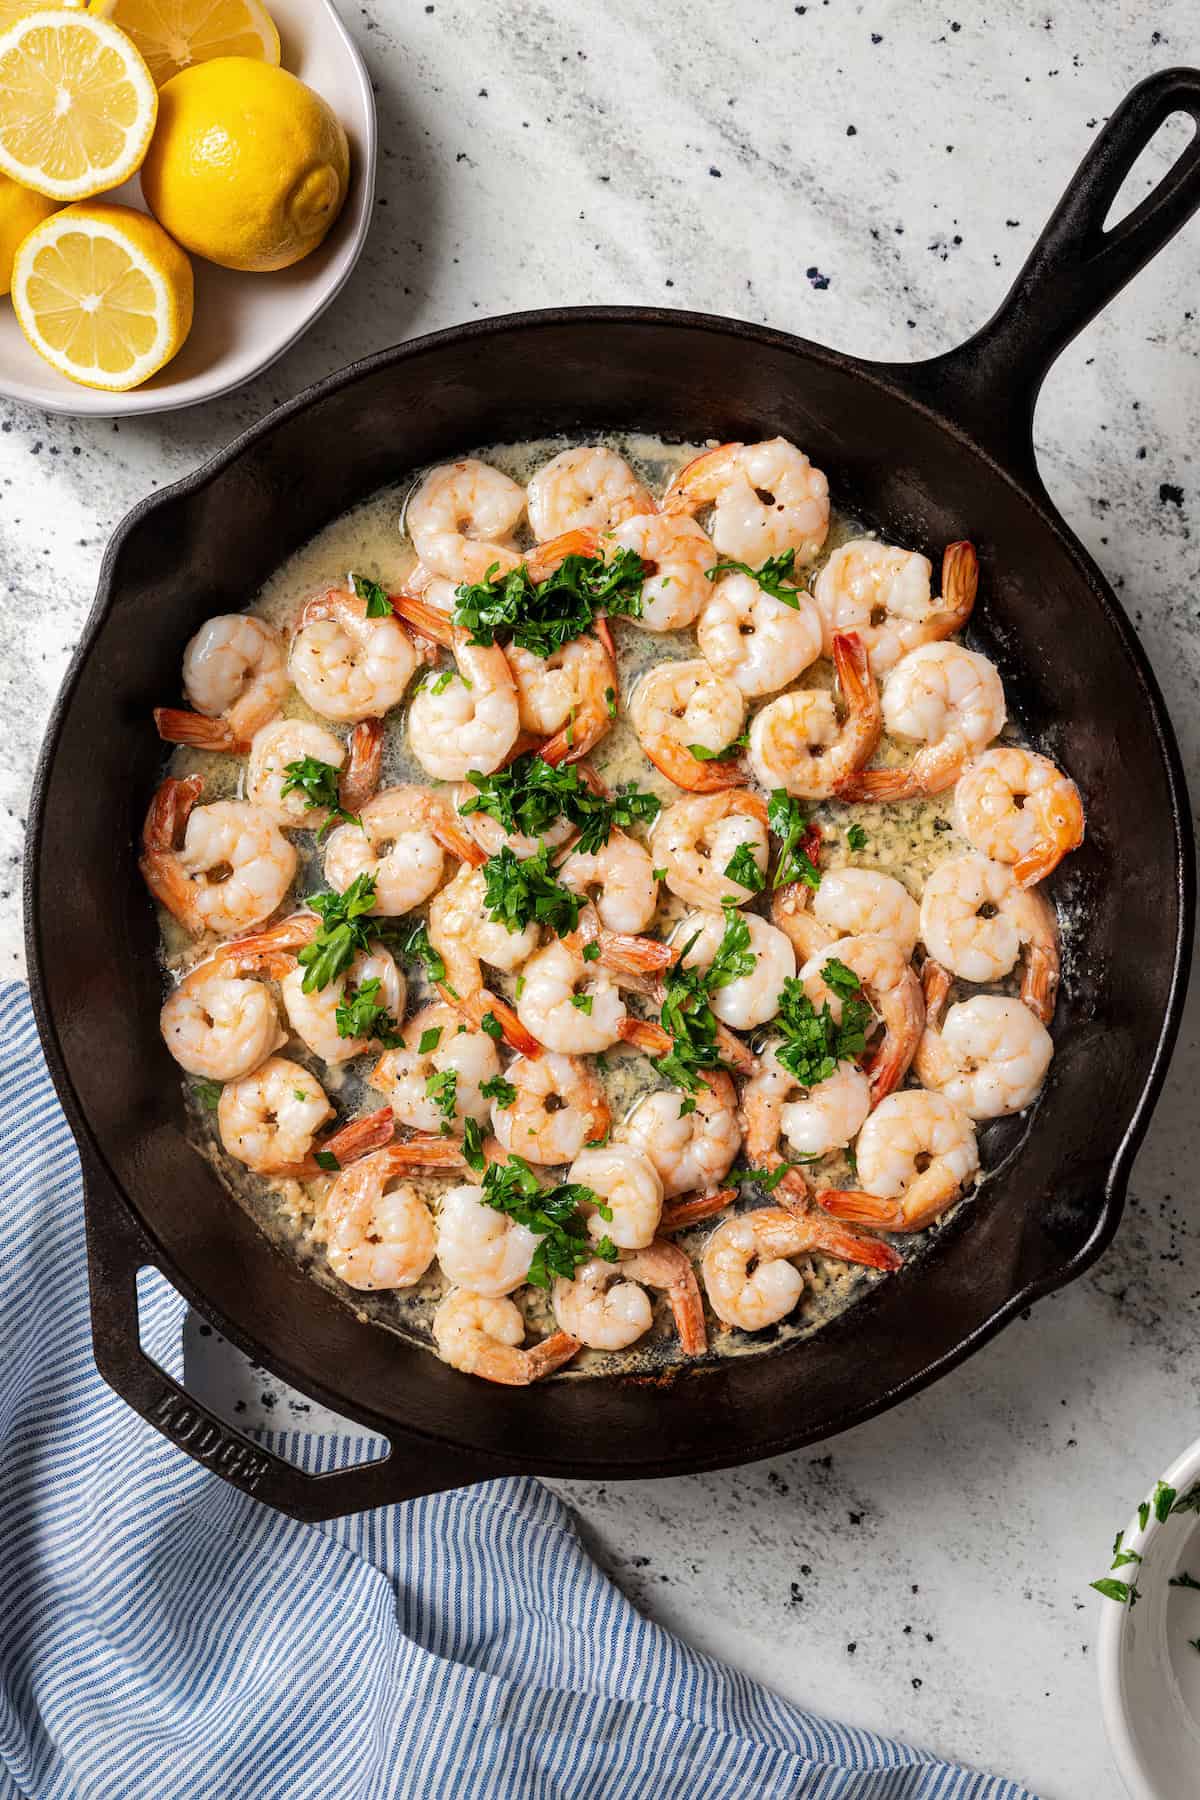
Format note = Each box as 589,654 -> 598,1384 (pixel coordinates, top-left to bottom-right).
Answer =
0,0 -> 375,417
1099,1435 -> 1200,1798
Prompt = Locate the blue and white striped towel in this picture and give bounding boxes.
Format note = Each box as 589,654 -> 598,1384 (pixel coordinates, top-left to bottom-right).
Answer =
0,983 -> 1037,1800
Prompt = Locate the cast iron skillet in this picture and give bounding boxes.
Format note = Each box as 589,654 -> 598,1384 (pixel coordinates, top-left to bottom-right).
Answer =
25,71 -> 1200,1520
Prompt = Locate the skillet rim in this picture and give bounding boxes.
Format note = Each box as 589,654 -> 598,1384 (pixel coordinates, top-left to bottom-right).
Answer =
23,304 -> 1197,1473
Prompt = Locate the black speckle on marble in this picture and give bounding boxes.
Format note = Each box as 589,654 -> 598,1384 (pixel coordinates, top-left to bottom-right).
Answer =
805,266 -> 831,290
1159,483 -> 1184,507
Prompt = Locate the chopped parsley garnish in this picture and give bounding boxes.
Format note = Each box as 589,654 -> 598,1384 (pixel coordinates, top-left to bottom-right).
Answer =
297,874 -> 378,993
463,1117 -> 485,1173
846,823 -> 868,853
1169,1571 -> 1200,1590
1173,1485 -> 1200,1515
418,1026 -> 443,1056
335,977 -> 403,1047
570,993 -> 594,1016
769,788 -> 821,890
425,1067 -> 458,1128
652,866 -> 667,882
605,685 -> 617,718
403,920 -> 449,989
294,1089 -> 309,1103
452,547 -> 645,658
479,1154 -> 618,1288
1091,1578 -> 1140,1607
581,941 -> 601,963
280,756 -> 362,839
352,572 -> 393,618
689,729 -> 748,762
732,1161 -> 795,1192
427,668 -> 458,696
481,842 -> 582,936
313,1148 -> 340,1173
774,961 -> 872,1088
652,908 -> 754,1092
1154,1480 -> 1179,1523
705,548 -> 803,605
723,842 -> 764,894
1138,1501 -> 1151,1532
707,906 -> 756,990
460,753 -> 659,855
479,1011 -> 503,1040
480,1075 -> 517,1108
192,1078 -> 222,1112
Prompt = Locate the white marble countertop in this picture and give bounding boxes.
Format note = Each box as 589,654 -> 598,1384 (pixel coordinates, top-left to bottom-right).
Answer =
3,3 -> 1199,1795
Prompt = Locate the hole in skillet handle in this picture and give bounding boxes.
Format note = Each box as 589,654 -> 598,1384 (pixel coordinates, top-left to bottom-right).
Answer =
81,1148 -> 493,1519
875,67 -> 1200,479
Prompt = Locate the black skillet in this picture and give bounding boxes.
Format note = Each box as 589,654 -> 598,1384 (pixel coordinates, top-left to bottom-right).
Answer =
24,71 -> 1200,1519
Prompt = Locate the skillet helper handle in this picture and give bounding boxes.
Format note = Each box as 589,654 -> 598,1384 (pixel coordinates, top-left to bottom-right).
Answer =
82,1151 -> 488,1521
891,67 -> 1200,477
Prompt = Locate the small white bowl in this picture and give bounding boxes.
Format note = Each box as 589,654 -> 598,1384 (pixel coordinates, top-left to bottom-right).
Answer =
0,0 -> 375,418
1099,1435 -> 1200,1798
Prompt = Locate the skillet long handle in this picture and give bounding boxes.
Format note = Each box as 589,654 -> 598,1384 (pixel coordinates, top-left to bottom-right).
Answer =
81,1149 -> 494,1521
884,66 -> 1200,479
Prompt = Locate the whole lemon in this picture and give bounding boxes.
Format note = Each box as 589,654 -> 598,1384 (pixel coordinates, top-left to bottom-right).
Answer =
0,174 -> 58,296
140,58 -> 349,272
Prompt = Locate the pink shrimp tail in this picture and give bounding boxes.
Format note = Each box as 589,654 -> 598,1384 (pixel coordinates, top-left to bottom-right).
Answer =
340,719 -> 384,815
154,708 -> 248,754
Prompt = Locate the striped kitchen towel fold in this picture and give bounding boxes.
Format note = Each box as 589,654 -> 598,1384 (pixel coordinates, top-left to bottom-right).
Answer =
0,984 -> 1039,1800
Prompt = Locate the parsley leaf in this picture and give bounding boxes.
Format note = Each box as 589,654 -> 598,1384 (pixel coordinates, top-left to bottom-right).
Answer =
769,789 -> 821,890
479,1155 -> 617,1288
428,668 -> 457,696
707,906 -> 756,990
480,1074 -> 517,1108
774,962 -> 872,1088
425,1067 -> 458,1128
460,753 -> 659,856
192,1078 -> 222,1112
453,548 -> 645,658
821,956 -> 863,1001
314,1148 -> 340,1173
463,1117 -> 485,1173
705,549 -> 803,604
280,756 -> 361,839
732,1161 -> 795,1192
689,729 -> 748,762
418,1026 -> 443,1055
335,977 -> 404,1047
723,842 -> 764,894
846,823 -> 868,853
479,1011 -> 503,1041
1154,1481 -> 1179,1522
404,920 -> 448,989
651,910 -> 754,1092
297,874 -> 379,993
570,993 -> 594,1015
352,572 -> 393,618
481,842 -> 582,936
1138,1501 -> 1151,1532
1091,1578 -> 1140,1607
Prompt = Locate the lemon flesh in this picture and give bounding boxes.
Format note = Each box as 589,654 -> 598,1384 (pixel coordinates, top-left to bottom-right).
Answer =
0,11 -> 158,201
140,56 -> 349,272
96,0 -> 279,88
0,172 -> 58,294
0,0 -> 85,26
12,199 -> 193,390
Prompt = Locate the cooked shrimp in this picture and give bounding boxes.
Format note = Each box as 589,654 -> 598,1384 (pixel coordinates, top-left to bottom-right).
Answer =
426,864 -> 540,1057
323,786 -> 468,916
701,1201 -> 896,1332
217,1055 -> 334,1173
605,513 -> 717,630
619,1073 -> 741,1197
918,853 -> 1059,1023
492,1052 -> 610,1164
650,790 -> 769,909
516,939 -> 628,1054
245,720 -> 346,828
676,909 -> 795,1030
749,632 -> 881,800
159,946 -> 288,1082
812,540 -> 977,675
954,747 -> 1084,887
568,1144 -> 664,1250
154,614 -> 287,752
629,659 -> 748,792
390,592 -> 521,780
799,933 -> 924,1103
742,1041 -> 871,1161
322,1145 -> 444,1290
372,1002 -> 501,1135
663,437 -> 830,565
772,866 -> 920,962
432,1290 -> 580,1385
823,1089 -> 979,1232
405,458 -> 527,582
508,632 -> 616,765
557,830 -> 658,934
554,1240 -> 706,1355
454,786 -> 576,861
434,1182 -> 541,1295
697,571 -> 823,697
140,780 -> 297,938
842,642 -> 1005,802
526,446 -> 652,540
289,587 -> 422,724
281,948 -> 405,1065
914,962 -> 1053,1119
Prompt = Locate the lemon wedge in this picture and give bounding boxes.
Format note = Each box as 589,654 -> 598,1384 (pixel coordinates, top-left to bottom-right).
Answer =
11,200 -> 193,390
0,11 -> 157,201
93,0 -> 279,88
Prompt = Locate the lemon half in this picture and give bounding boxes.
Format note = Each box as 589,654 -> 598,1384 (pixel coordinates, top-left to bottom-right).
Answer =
0,173 -> 59,294
0,0 -> 85,26
0,10 -> 158,201
12,200 -> 193,390
94,0 -> 279,88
